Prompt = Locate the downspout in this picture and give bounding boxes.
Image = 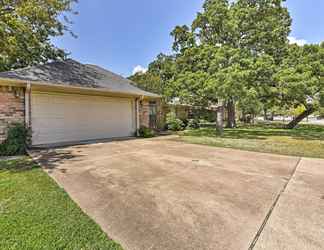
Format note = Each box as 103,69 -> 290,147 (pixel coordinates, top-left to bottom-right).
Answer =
135,98 -> 140,136
25,82 -> 31,128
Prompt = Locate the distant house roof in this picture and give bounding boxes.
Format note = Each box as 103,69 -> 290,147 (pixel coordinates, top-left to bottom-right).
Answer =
0,59 -> 159,98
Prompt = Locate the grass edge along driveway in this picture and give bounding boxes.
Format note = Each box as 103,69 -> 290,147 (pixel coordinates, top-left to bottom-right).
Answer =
0,157 -> 122,250
177,124 -> 324,159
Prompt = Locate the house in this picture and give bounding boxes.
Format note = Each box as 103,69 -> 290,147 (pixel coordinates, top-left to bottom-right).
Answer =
0,59 -> 161,147
162,103 -> 217,125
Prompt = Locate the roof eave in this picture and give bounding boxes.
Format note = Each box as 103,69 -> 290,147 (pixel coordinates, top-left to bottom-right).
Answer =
0,77 -> 26,87
0,77 -> 161,99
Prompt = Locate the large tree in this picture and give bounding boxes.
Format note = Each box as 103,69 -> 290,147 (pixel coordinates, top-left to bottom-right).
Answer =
129,53 -> 176,100
170,0 -> 291,128
170,45 -> 255,127
276,43 -> 324,128
129,71 -> 163,95
0,0 -> 77,71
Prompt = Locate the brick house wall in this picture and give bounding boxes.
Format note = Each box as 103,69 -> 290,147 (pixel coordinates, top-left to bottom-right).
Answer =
139,100 -> 150,128
0,86 -> 25,143
139,99 -> 163,129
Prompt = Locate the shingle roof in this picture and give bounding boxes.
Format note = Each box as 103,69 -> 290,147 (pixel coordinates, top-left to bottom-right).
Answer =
0,59 -> 159,98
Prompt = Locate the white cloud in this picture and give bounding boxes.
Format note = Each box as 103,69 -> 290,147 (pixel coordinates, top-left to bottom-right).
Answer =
132,65 -> 148,75
288,36 -> 307,46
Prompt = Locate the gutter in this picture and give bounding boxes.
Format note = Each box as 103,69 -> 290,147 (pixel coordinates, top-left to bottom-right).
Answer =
135,98 -> 141,136
0,77 -> 161,100
25,82 -> 31,128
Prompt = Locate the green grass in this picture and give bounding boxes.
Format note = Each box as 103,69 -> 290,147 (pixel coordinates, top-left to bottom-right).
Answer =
177,123 -> 324,158
0,157 -> 122,250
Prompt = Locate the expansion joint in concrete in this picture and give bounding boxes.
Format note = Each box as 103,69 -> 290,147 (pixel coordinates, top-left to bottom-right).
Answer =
248,157 -> 302,250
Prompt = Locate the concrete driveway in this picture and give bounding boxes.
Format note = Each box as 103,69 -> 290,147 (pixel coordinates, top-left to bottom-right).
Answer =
32,137 -> 324,250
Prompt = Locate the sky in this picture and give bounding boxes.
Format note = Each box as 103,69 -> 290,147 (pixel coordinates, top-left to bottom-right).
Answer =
53,0 -> 324,77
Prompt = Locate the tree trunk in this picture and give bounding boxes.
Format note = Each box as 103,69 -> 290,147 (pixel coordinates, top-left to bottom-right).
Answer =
241,110 -> 247,123
270,112 -> 274,121
285,106 -> 315,129
216,105 -> 224,135
263,108 -> 268,121
226,100 -> 236,128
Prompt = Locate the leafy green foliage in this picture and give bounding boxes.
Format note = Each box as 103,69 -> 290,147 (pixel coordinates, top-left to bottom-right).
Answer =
290,105 -> 307,118
274,43 -> 324,128
138,127 -> 155,138
170,25 -> 196,52
135,0 -> 322,128
0,0 -> 77,71
166,0 -> 292,127
0,123 -> 30,156
320,91 -> 324,107
171,70 -> 211,106
237,88 -> 263,119
190,0 -> 291,58
187,119 -> 200,130
129,72 -> 162,95
166,112 -> 184,131
276,44 -> 324,109
128,54 -> 176,101
149,53 -> 176,83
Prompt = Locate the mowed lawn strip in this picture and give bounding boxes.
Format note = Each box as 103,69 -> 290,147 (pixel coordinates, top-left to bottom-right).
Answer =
178,124 -> 324,159
0,157 -> 122,250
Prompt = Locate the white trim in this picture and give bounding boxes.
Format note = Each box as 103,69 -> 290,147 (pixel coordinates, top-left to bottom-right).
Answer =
31,89 -> 133,100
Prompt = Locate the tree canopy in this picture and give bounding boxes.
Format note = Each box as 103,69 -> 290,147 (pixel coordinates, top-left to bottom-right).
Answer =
276,43 -> 324,128
168,0 -> 292,127
0,0 -> 77,71
129,53 -> 176,99
128,0 -> 323,129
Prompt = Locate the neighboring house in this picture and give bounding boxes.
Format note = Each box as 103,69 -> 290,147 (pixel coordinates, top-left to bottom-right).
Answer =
0,59 -> 161,147
163,103 -> 217,124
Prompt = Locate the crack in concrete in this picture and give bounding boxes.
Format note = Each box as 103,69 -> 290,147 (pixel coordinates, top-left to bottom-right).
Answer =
248,157 -> 302,250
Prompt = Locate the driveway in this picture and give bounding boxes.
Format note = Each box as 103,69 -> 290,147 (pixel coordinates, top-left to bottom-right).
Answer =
32,137 -> 324,250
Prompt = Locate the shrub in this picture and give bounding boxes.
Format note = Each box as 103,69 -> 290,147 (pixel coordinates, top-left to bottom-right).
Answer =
137,126 -> 155,138
181,119 -> 189,128
0,123 -> 30,156
166,112 -> 184,131
187,119 -> 200,129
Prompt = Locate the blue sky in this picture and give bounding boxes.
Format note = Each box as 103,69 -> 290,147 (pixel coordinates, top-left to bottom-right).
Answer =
53,0 -> 324,77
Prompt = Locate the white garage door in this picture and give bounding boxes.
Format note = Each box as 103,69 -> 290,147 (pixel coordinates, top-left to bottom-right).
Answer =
31,92 -> 135,146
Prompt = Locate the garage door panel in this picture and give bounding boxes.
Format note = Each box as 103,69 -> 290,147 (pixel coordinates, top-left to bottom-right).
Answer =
31,92 -> 135,145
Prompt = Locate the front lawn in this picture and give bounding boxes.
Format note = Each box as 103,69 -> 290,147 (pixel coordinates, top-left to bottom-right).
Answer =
177,123 -> 324,159
0,157 -> 122,250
